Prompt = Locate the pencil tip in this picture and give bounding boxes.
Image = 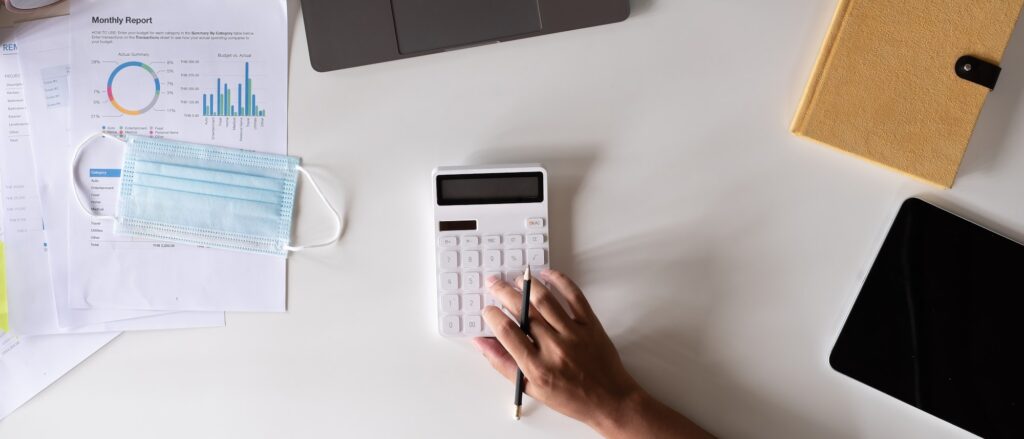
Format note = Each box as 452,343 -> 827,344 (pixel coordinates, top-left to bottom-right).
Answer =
523,267 -> 531,281
514,405 -> 522,420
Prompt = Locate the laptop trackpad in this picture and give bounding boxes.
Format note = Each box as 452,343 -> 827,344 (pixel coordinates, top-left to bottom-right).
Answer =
391,0 -> 542,54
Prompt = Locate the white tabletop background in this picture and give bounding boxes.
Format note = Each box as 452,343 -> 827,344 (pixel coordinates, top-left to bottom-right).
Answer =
3,0 -> 1024,437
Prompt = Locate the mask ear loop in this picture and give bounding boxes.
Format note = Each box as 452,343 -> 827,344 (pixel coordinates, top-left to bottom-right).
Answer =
70,132 -> 124,221
284,165 -> 344,252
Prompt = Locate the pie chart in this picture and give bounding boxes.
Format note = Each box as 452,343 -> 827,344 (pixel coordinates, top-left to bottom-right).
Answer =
107,61 -> 160,116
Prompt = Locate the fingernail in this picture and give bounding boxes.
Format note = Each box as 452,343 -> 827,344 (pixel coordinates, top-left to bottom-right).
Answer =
486,275 -> 500,286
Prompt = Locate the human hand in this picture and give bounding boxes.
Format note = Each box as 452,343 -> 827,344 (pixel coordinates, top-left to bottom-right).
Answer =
473,270 -> 642,428
472,270 -> 713,438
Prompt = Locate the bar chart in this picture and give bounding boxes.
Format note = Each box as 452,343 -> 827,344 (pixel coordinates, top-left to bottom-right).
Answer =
202,62 -> 265,117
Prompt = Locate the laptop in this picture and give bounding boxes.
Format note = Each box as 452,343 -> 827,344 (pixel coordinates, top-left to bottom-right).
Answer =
299,0 -> 630,72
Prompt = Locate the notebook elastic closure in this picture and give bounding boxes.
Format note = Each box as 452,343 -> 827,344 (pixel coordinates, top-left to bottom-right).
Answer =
956,55 -> 1001,90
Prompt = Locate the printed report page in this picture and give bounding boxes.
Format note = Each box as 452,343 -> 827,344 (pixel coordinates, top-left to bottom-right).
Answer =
67,0 -> 289,312
2,24 -> 223,332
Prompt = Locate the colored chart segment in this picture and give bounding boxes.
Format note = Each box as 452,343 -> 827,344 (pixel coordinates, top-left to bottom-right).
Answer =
107,61 -> 161,115
203,62 -> 265,117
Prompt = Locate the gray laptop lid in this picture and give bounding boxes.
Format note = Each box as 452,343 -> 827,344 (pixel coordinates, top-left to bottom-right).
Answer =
300,0 -> 629,72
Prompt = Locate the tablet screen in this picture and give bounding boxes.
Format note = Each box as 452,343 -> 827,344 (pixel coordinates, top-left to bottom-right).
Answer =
830,198 -> 1024,438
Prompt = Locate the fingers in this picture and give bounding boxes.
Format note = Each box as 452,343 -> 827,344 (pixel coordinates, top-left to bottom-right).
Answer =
482,306 -> 537,369
540,270 -> 595,323
471,338 -> 518,381
472,337 -> 532,396
514,275 -> 574,333
486,276 -> 550,330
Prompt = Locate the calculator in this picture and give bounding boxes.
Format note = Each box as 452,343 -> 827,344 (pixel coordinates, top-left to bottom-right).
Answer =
432,165 -> 550,338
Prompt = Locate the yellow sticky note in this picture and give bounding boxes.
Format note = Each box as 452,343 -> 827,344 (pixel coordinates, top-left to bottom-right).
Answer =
0,242 -> 8,332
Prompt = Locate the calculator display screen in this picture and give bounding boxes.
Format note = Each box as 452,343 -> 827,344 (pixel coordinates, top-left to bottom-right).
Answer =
437,172 -> 543,205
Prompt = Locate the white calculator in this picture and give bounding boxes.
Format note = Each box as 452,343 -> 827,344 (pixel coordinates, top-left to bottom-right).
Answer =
432,165 -> 550,338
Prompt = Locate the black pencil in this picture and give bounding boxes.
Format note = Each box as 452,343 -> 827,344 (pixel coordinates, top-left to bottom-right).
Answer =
514,266 -> 532,420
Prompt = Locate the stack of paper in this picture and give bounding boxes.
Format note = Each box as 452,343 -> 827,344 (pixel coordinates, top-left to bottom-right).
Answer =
0,0 -> 289,422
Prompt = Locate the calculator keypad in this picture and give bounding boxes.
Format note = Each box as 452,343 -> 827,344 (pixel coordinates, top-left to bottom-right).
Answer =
439,251 -> 459,269
527,248 -> 547,266
506,249 -> 525,268
437,217 -> 550,337
464,272 -> 481,289
461,251 -> 481,268
483,250 -> 502,268
506,234 -> 524,246
463,316 -> 483,334
440,272 -> 459,290
441,295 -> 460,313
441,315 -> 461,335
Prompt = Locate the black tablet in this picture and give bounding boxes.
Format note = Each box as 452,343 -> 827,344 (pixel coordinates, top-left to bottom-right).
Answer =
830,198 -> 1024,438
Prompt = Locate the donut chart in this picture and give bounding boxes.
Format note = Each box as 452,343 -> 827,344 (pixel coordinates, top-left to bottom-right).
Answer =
107,61 -> 160,115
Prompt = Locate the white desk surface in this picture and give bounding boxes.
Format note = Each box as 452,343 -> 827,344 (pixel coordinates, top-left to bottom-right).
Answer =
3,0 -> 1024,437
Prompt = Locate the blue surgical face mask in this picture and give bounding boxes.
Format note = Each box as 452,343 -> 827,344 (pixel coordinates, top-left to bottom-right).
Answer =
71,133 -> 342,257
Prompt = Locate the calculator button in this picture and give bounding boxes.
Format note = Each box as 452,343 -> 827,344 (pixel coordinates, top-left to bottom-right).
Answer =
483,250 -> 502,268
484,295 -> 501,308
440,251 -> 459,269
439,236 -> 458,247
441,315 -> 461,335
506,249 -> 525,268
440,272 -> 459,290
463,294 -> 482,312
484,271 -> 503,286
527,234 -> 546,246
506,234 -> 524,246
464,315 -> 483,334
528,248 -> 547,266
461,251 -> 481,268
526,218 -> 546,228
483,235 -> 501,246
441,294 -> 460,313
462,235 -> 481,247
505,271 -> 522,284
464,272 -> 482,290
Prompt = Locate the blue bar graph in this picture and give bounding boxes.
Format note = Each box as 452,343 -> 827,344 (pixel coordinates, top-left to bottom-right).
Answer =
202,62 -> 265,117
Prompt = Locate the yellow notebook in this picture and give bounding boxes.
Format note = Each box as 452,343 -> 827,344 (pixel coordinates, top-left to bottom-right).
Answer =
792,0 -> 1024,187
